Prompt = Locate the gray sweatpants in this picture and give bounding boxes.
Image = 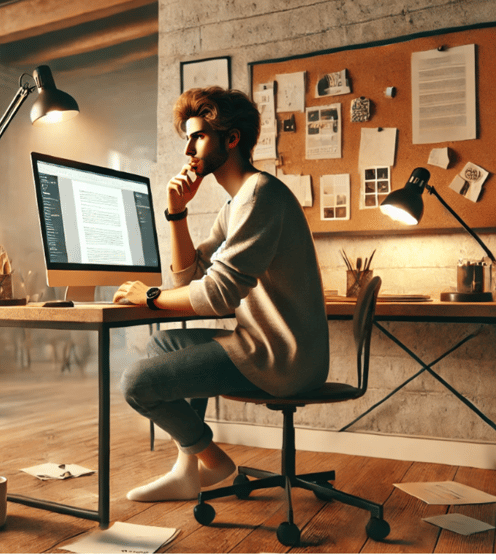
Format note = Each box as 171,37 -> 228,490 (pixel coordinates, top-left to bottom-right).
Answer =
120,328 -> 258,454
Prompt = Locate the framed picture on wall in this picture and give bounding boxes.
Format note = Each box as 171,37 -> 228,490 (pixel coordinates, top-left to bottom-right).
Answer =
180,57 -> 231,92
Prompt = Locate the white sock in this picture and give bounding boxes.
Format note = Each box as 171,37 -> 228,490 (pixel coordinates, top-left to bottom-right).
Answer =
199,452 -> 236,488
126,452 -> 201,502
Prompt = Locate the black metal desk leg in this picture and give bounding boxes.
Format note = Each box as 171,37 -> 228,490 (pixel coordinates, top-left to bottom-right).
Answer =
98,326 -> 111,527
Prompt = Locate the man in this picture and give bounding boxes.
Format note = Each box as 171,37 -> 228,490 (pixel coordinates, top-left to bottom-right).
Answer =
113,87 -> 329,502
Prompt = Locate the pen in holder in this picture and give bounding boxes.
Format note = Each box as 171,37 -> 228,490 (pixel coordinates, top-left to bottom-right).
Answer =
346,269 -> 373,298
341,249 -> 376,298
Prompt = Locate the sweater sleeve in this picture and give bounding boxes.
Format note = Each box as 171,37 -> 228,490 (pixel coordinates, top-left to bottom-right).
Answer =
170,197 -> 233,289
189,175 -> 284,316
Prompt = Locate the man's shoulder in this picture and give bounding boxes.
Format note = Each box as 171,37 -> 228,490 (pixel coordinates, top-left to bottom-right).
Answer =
255,171 -> 292,196
234,171 -> 294,208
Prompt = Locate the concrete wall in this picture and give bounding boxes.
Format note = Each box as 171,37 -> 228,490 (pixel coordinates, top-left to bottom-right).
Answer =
156,0 -> 496,443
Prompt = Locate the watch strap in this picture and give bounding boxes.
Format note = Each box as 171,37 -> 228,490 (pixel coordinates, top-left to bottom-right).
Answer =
146,297 -> 160,310
165,208 -> 188,221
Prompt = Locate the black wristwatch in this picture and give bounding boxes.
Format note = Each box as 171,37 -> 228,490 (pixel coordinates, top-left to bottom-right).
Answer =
165,208 -> 188,221
146,287 -> 162,310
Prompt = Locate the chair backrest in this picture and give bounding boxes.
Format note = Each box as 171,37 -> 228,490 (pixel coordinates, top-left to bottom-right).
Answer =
353,276 -> 382,394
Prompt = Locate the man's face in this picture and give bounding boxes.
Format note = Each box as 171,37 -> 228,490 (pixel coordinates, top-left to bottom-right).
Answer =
184,117 -> 228,177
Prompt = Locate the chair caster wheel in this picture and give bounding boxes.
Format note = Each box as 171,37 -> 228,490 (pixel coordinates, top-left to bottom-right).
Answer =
277,521 -> 301,546
194,502 -> 216,526
233,473 -> 251,499
366,517 -> 390,541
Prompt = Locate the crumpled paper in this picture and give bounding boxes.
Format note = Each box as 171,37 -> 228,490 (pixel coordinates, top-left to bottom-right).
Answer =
21,462 -> 96,481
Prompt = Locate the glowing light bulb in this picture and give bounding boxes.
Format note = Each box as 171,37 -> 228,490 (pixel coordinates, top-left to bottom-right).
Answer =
380,203 -> 418,225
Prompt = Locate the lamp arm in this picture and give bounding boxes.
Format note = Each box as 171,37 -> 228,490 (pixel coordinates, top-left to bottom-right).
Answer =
428,185 -> 496,263
0,82 -> 33,141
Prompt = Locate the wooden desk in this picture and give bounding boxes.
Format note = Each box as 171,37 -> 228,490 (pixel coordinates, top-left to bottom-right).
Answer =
326,298 -> 496,323
0,303 -> 204,527
1,299 -> 494,526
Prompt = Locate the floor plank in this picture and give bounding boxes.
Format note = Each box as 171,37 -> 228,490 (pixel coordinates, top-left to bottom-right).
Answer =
1,366 -> 495,553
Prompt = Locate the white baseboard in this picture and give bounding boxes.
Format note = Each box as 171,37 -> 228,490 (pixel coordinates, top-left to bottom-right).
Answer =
155,420 -> 496,470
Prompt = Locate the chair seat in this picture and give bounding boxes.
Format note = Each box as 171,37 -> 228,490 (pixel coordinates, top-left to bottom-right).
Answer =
224,382 -> 364,406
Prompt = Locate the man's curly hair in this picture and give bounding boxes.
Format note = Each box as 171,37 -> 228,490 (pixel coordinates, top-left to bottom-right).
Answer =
173,87 -> 261,160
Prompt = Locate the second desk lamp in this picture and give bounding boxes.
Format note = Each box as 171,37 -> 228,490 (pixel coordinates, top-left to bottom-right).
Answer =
380,167 -> 494,302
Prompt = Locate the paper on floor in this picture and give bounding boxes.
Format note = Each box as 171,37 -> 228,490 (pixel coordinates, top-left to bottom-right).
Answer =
423,513 -> 495,535
60,522 -> 179,554
21,462 -> 95,480
393,481 -> 496,505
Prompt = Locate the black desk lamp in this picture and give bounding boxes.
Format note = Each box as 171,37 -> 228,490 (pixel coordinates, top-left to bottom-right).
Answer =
0,65 -> 78,306
0,65 -> 79,140
380,167 -> 494,302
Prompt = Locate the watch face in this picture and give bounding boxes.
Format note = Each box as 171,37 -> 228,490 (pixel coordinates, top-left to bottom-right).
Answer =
147,287 -> 161,299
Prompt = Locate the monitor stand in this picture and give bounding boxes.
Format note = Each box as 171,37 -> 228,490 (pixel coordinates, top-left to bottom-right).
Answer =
65,286 -> 96,302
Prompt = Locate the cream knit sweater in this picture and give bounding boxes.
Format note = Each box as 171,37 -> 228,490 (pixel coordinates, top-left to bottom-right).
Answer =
172,172 -> 329,397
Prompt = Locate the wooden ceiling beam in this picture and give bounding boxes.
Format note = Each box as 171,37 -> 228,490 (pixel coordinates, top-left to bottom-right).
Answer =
61,42 -> 158,78
0,0 -> 157,44
8,17 -> 158,65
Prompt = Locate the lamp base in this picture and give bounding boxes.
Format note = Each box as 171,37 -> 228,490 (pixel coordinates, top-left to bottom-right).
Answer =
440,291 -> 493,302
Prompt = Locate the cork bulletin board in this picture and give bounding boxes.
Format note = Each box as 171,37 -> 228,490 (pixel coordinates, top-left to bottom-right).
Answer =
248,23 -> 496,235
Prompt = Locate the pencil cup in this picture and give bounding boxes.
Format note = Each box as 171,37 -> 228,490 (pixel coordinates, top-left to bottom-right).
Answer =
346,270 -> 373,298
0,274 -> 12,300
0,477 -> 7,528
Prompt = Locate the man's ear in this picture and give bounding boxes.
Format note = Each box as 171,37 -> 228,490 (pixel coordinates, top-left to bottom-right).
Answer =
227,129 -> 241,149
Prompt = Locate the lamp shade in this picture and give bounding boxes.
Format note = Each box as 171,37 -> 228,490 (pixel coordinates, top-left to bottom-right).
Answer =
30,66 -> 79,125
380,167 -> 430,225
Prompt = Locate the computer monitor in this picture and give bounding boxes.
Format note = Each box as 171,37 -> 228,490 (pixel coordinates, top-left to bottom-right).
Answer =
31,152 -> 162,302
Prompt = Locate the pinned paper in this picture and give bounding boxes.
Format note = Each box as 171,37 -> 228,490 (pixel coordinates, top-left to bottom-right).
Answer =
21,462 -> 96,481
428,147 -> 451,169
276,71 -> 306,113
351,97 -> 370,122
277,171 -> 313,207
423,513 -> 495,536
316,69 -> 351,97
449,162 -> 488,202
60,522 -> 179,554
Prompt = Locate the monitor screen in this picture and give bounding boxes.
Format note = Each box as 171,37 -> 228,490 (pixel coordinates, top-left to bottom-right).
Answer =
31,152 -> 162,301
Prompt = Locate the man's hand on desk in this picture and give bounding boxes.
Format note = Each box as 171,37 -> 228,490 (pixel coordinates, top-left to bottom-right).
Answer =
113,281 -> 196,314
113,281 -> 148,306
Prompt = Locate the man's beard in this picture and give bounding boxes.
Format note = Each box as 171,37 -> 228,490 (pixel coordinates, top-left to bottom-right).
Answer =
194,148 -> 228,177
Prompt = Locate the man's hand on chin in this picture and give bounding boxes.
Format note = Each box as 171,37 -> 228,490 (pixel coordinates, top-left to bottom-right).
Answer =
113,280 -> 149,306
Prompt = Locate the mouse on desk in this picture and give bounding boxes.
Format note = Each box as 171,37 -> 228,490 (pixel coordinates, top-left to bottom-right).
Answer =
42,300 -> 75,307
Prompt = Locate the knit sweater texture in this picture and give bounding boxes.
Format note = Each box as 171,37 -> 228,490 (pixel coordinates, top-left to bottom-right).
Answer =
172,172 -> 329,397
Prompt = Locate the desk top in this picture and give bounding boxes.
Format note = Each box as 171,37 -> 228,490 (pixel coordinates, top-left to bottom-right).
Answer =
0,303 -> 197,329
0,299 -> 494,328
326,299 -> 496,323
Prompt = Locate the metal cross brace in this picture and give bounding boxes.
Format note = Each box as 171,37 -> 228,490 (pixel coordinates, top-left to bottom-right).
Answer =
340,322 -> 495,432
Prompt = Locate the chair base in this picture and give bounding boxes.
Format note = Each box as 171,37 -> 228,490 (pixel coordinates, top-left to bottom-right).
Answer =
195,465 -> 390,546
194,407 -> 390,546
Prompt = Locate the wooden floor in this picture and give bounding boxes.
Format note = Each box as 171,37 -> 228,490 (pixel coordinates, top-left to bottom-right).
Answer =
1,364 -> 496,554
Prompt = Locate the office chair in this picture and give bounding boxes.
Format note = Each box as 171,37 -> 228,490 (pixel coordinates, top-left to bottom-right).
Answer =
193,276 -> 389,546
